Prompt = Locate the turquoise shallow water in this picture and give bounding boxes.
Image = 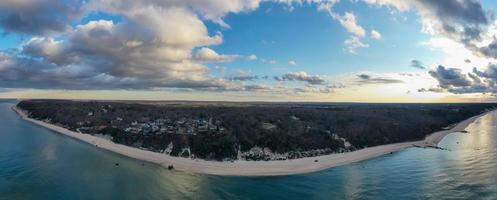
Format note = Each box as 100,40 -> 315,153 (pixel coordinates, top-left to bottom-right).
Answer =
1,101 -> 497,200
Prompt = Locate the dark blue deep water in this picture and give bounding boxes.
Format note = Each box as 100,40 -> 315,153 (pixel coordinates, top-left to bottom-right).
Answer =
1,100 -> 497,200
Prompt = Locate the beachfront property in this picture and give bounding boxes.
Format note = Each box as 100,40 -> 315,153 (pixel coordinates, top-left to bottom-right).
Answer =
122,117 -> 225,136
70,104 -> 227,137
76,116 -> 226,136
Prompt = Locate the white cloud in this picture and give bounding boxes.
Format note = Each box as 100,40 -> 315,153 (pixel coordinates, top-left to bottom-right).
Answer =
423,37 -> 493,72
274,0 -> 339,13
362,0 -> 411,11
193,47 -> 239,62
333,12 -> 366,37
344,36 -> 369,53
263,59 -> 278,64
371,29 -> 382,40
315,0 -> 340,12
23,37 -> 65,64
313,3 -> 369,54
88,0 -> 262,29
247,54 -> 257,61
288,60 -> 297,66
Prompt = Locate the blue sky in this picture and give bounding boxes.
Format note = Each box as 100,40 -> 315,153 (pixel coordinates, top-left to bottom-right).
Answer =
1,0 -> 497,102
210,2 -> 439,75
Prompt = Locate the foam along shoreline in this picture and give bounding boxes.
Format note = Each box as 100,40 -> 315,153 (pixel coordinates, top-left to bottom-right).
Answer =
12,105 -> 492,176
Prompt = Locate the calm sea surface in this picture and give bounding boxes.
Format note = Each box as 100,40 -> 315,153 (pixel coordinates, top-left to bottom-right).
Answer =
1,101 -> 497,200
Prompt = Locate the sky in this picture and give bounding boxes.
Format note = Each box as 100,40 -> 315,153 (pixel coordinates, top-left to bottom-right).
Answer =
2,0 -> 497,102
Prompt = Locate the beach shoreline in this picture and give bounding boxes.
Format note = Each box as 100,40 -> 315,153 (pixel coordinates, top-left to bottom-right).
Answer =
12,105 -> 491,176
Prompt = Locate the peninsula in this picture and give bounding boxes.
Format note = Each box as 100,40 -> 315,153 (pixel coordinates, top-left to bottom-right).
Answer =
14,100 -> 496,176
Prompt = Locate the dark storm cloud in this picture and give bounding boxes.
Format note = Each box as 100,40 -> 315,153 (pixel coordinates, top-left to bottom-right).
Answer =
417,0 -> 489,41
428,65 -> 472,88
0,0 -> 85,35
274,72 -> 326,85
355,74 -> 404,84
229,75 -> 259,81
410,60 -> 426,69
426,65 -> 497,94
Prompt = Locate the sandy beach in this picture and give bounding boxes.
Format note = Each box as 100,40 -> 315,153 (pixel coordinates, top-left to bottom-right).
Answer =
12,106 -> 492,176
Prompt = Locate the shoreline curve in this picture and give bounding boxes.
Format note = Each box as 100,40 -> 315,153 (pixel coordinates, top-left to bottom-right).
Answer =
11,105 -> 492,176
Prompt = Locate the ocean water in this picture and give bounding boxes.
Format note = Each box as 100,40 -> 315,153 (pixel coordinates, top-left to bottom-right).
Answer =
1,101 -> 497,200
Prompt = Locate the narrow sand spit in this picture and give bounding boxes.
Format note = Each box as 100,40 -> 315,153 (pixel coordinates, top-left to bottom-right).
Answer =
12,106 -> 492,176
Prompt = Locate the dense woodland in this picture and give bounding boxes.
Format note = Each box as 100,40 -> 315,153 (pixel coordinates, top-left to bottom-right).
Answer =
17,100 -> 497,161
